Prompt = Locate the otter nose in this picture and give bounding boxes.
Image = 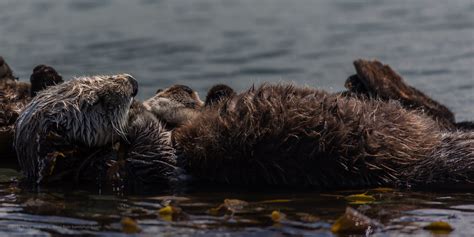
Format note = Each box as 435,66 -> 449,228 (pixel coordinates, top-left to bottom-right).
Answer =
0,56 -> 4,66
124,74 -> 138,97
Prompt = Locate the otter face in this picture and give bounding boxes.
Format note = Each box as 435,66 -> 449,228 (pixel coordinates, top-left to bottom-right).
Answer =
143,85 -> 203,127
15,74 -> 138,182
30,65 -> 64,97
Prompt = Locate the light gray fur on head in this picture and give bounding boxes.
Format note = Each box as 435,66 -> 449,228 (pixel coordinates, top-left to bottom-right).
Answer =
14,74 -> 136,182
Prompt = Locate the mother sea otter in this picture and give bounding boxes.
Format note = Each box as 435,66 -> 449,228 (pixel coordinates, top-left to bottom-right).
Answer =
14,60 -> 474,190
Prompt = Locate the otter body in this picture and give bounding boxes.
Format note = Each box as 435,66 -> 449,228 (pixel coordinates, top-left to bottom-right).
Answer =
173,84 -> 472,189
12,59 -> 474,191
15,74 -> 137,183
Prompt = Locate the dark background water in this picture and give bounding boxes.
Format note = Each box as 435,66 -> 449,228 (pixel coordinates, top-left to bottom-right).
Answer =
0,0 -> 472,120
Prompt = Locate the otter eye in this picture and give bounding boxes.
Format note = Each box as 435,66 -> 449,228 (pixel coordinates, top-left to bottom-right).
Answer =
156,89 -> 163,94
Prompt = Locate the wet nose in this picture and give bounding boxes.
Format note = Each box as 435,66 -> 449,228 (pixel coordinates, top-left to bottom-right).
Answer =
124,74 -> 138,97
0,56 -> 4,66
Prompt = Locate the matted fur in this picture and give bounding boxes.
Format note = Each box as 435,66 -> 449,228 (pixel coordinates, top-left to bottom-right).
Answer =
15,74 -> 136,183
403,131 -> 474,188
174,84 -> 445,188
115,101 -> 179,188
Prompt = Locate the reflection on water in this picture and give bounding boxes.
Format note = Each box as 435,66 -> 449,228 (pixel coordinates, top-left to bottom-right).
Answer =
1,177 -> 474,236
0,0 -> 473,236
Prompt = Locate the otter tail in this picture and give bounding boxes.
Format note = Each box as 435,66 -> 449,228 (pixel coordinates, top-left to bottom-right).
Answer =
403,131 -> 474,189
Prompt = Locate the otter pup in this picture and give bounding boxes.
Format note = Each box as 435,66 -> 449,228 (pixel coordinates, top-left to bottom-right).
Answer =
204,84 -> 236,106
14,74 -> 139,183
143,85 -> 204,127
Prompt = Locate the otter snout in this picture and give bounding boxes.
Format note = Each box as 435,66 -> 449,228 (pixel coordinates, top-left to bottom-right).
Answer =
125,74 -> 138,97
114,74 -> 138,97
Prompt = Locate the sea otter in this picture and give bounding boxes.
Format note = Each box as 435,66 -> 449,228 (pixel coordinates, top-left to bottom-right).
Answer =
14,74 -> 139,183
112,79 -> 473,190
14,60 -> 474,191
160,62 -> 473,189
143,85 -> 204,128
13,72 -> 183,187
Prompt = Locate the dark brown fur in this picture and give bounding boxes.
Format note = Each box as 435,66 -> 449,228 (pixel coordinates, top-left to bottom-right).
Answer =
344,59 -> 460,130
204,84 -> 236,107
173,84 -> 455,188
112,101 -> 179,189
1,62 -> 64,162
30,65 -> 63,97
74,101 -> 179,190
0,56 -> 15,81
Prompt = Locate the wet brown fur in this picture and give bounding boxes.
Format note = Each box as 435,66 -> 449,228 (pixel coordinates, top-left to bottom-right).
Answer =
113,101 -> 179,189
173,84 -> 448,188
204,84 -> 236,107
344,59 -> 459,130
143,85 -> 204,127
1,61 -> 64,161
15,74 -> 137,183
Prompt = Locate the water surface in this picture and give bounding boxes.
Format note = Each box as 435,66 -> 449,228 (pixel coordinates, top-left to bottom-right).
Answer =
0,0 -> 473,236
0,0 -> 472,120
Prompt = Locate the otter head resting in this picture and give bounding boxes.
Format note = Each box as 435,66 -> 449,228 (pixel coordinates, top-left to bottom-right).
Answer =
14,74 -> 138,183
204,84 -> 236,107
143,85 -> 203,127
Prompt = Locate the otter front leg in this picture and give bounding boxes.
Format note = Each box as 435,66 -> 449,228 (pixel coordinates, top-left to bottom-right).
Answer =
344,59 -> 456,130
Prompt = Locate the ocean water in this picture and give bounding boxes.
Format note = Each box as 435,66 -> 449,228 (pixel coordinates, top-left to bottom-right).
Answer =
0,1 -> 473,236
0,0 -> 472,120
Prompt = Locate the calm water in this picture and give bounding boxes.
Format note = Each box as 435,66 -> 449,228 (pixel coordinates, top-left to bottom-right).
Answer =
0,0 -> 473,236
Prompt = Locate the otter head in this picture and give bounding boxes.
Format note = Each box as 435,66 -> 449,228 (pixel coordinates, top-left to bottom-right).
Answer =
204,84 -> 236,106
30,65 -> 64,97
14,74 -> 138,182
143,85 -> 203,127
